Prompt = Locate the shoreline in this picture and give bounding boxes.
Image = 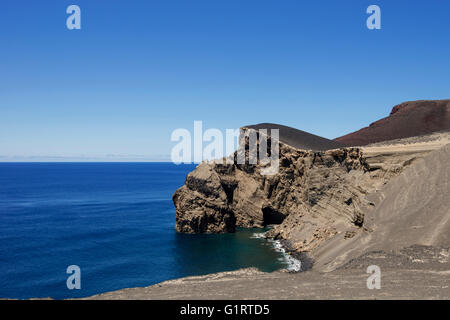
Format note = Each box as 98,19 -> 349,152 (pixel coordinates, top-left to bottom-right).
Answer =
250,228 -> 305,272
277,239 -> 314,272
84,244 -> 450,300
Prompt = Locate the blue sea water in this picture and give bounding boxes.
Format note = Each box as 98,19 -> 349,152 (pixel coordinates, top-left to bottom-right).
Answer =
0,162 -> 293,299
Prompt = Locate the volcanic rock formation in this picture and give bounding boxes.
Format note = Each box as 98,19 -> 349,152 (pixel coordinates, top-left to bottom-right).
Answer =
173,100 -> 450,269
173,124 -> 360,235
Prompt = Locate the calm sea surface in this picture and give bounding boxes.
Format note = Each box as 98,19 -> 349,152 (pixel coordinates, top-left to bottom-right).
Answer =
0,162 -> 292,299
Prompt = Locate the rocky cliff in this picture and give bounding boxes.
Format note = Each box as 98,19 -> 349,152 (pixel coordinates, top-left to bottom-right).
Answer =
173,140 -> 371,236
173,121 -> 450,265
173,124 -> 356,236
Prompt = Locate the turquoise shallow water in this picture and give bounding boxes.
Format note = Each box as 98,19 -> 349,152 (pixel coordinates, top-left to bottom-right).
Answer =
0,162 -> 293,299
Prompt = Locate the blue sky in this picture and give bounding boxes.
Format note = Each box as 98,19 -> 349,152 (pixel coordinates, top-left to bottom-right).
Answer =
1,0 -> 449,161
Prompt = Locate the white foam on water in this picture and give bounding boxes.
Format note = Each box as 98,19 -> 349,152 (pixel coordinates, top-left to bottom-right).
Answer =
250,232 -> 267,239
251,231 -> 302,272
269,239 -> 302,272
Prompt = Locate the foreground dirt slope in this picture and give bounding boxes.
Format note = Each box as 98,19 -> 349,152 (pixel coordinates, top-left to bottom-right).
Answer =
313,141 -> 450,271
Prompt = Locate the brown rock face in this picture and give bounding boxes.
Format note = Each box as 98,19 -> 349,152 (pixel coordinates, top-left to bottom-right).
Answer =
334,100 -> 450,146
173,127 -> 376,245
173,163 -> 236,233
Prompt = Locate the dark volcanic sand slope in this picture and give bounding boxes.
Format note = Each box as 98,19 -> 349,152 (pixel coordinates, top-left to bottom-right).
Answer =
244,123 -> 343,151
335,100 -> 450,146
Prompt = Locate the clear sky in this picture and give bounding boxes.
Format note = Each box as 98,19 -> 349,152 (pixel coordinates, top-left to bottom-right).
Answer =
1,0 -> 449,161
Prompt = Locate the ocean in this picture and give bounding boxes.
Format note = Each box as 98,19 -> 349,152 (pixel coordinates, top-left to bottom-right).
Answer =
0,162 -> 297,299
